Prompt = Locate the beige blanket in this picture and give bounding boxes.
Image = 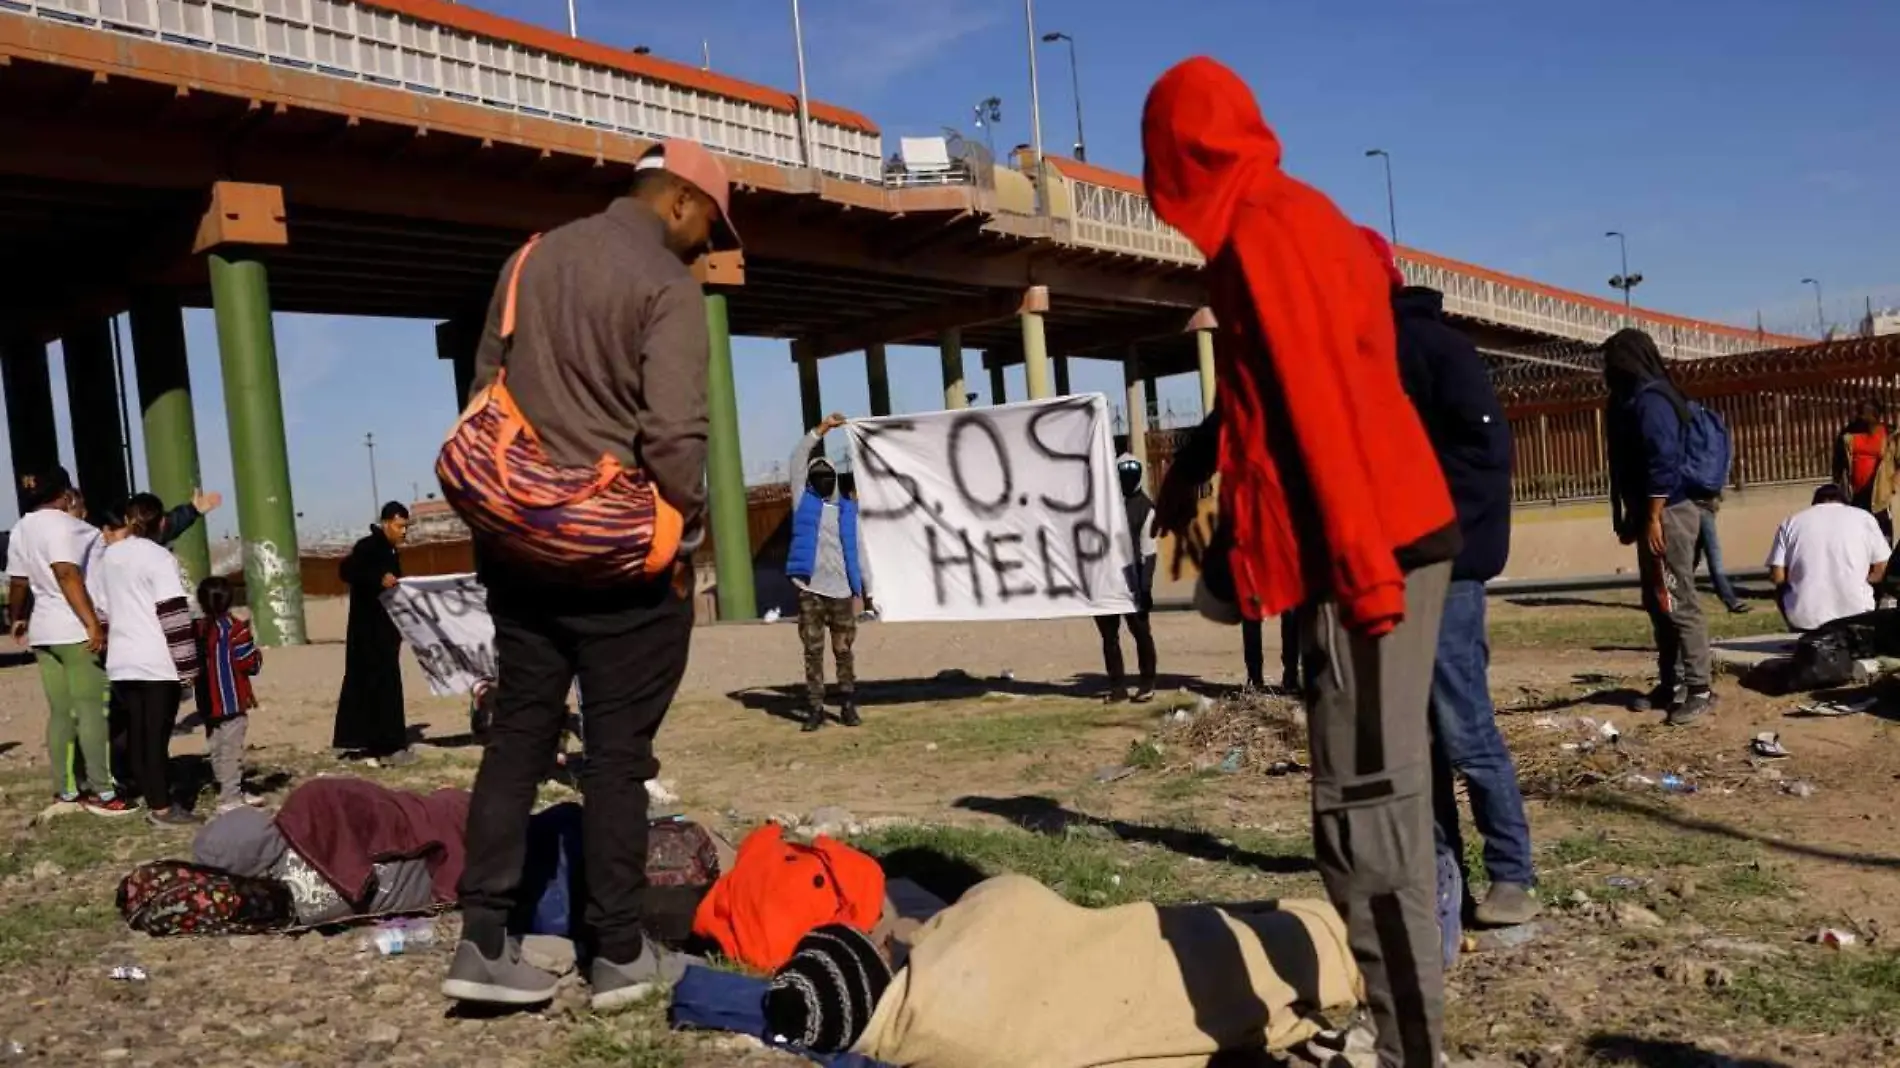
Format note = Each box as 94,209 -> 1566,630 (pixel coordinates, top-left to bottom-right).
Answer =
853,874 -> 1362,1068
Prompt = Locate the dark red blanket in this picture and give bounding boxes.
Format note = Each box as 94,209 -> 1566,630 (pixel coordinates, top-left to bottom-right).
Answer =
274,778 -> 471,905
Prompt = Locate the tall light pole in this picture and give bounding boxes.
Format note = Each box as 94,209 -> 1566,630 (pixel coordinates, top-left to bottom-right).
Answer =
565,0 -> 576,37
790,0 -> 815,170
1801,278 -> 1825,336
972,96 -> 1003,158
1040,31 -> 1086,162
1023,0 -> 1047,211
365,432 -> 380,515
1364,148 -> 1397,246
1605,231 -> 1644,314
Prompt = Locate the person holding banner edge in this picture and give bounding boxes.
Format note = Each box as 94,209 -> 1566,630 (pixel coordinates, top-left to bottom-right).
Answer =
787,413 -> 869,731
1097,452 -> 1159,702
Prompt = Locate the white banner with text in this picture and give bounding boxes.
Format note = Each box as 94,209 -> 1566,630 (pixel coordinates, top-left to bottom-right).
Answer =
845,395 -> 1137,622
381,573 -> 493,697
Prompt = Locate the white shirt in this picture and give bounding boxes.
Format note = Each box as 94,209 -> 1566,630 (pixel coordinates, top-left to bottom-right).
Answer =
1765,502 -> 1892,631
100,537 -> 190,682
5,509 -> 101,648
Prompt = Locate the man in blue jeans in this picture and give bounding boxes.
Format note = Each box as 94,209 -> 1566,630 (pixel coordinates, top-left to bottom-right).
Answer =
1386,261 -> 1539,929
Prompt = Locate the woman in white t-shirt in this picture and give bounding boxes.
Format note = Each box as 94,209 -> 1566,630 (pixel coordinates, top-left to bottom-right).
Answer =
99,495 -> 202,827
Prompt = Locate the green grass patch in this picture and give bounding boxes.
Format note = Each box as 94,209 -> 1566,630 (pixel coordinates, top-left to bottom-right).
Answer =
1125,739 -> 1165,770
0,896 -> 121,968
0,814 -> 128,881
550,1006 -> 686,1068
1544,828 -> 1743,871
1488,596 -> 1784,652
1724,949 -> 1900,1028
879,699 -> 1134,756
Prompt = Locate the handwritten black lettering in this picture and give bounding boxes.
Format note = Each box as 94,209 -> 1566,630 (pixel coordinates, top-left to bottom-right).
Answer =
948,414 -> 1012,518
927,526 -> 983,607
1037,527 -> 1078,599
984,532 -> 1035,602
1071,520 -> 1109,601
855,421 -> 928,520
1026,401 -> 1094,515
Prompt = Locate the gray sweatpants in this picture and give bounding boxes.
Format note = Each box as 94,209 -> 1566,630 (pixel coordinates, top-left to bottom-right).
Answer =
206,716 -> 248,806
1639,499 -> 1712,692
1299,560 -> 1450,1068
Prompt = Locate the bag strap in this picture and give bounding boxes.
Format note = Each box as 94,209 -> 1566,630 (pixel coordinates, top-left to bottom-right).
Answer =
499,234 -> 543,345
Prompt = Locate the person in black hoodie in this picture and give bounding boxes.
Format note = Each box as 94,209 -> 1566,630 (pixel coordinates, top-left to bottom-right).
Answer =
1374,231 -> 1539,929
1096,452 -> 1159,702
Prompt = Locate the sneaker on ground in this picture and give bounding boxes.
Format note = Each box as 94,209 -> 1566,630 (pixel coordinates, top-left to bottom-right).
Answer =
441,940 -> 561,1006
1132,686 -> 1156,704
800,706 -> 827,733
50,794 -> 81,809
1667,690 -> 1716,727
379,749 -> 420,768
838,701 -> 862,728
148,808 -> 201,828
590,939 -> 691,1013
83,795 -> 141,818
1631,685 -> 1684,713
242,792 -> 269,807
1473,880 -> 1542,927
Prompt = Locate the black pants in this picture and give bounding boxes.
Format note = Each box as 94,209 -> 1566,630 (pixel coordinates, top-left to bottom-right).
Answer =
118,681 -> 181,811
1241,614 -> 1302,687
1094,610 -> 1156,690
458,577 -> 693,963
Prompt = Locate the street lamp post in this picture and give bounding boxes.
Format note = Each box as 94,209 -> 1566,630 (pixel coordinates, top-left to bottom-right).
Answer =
1801,278 -> 1825,336
365,432 -> 380,515
565,0 -> 576,36
1040,31 -> 1086,162
1364,148 -> 1397,246
790,0 -> 815,170
1605,231 -> 1644,315
972,96 -> 1002,158
1023,0 -> 1047,212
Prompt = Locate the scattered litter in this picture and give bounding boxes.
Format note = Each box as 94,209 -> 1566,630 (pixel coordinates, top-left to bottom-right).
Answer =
1194,694 -> 1216,715
1611,902 -> 1667,930
1792,696 -> 1877,717
1264,760 -> 1306,777
1,1039 -> 24,1058
1658,774 -> 1697,794
1626,773 -> 1657,787
1217,748 -> 1246,774
645,779 -> 680,806
1782,780 -> 1817,799
1750,732 -> 1790,759
1463,921 -> 1545,952
1597,721 -> 1622,743
1559,743 -> 1580,753
1810,928 -> 1858,948
1605,876 -> 1646,891
999,669 -> 1016,682
367,919 -> 436,956
108,966 -> 147,982
1093,765 -> 1138,784
1170,709 -> 1193,726
924,742 -> 939,753
762,608 -> 782,624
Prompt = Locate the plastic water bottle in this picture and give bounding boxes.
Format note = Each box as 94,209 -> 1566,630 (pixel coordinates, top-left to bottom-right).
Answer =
369,920 -> 436,956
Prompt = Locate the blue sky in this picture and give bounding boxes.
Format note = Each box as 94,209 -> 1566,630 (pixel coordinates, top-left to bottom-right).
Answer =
6,0 -> 1897,536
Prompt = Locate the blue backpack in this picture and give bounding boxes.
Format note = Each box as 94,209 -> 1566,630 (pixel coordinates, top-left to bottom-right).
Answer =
1643,384 -> 1731,498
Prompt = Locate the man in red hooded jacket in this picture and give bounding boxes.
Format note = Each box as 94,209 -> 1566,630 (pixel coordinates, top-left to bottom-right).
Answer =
1145,57 -> 1459,1067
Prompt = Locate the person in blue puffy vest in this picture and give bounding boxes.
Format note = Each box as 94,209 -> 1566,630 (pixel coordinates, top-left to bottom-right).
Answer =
786,414 -> 867,732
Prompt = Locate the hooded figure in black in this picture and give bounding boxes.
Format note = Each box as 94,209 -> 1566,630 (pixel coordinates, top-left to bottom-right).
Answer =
1095,453 -> 1159,702
1602,329 -> 1715,725
333,502 -> 413,761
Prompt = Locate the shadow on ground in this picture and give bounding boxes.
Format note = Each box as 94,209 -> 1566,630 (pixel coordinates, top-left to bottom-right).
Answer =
954,794 -> 1316,876
1573,790 -> 1900,870
726,671 -> 1210,722
1582,1033 -> 1793,1067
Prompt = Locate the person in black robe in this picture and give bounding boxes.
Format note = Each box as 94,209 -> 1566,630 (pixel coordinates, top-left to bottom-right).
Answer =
333,502 -> 413,764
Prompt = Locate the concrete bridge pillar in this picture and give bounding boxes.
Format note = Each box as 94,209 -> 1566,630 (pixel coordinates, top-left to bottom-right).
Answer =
1194,322 -> 1217,417
1021,287 -> 1052,400
2,338 -> 59,515
703,291 -> 755,621
939,328 -> 966,410
435,313 -> 483,411
865,343 -> 891,417
62,318 -> 131,520
1123,346 -> 1149,478
1053,354 -> 1071,397
129,291 -> 211,587
988,362 -> 1007,406
794,341 -> 822,433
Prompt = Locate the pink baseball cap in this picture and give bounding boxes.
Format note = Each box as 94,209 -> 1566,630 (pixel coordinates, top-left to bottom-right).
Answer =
637,139 -> 741,250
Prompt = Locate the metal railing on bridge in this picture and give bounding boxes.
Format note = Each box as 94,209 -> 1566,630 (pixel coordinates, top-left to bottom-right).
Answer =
14,0 -> 885,180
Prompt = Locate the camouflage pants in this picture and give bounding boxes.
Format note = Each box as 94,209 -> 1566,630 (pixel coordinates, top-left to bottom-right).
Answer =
797,590 -> 857,707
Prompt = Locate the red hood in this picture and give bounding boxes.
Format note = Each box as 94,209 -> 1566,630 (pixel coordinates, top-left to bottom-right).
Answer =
1142,56 -> 1284,258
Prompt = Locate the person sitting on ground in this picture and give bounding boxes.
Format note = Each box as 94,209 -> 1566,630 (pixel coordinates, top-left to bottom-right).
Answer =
98,494 -> 202,827
786,413 -> 867,732
195,576 -> 264,814
1766,484 -> 1892,633
333,502 -> 413,766
1832,399 -> 1898,543
1094,452 -> 1159,702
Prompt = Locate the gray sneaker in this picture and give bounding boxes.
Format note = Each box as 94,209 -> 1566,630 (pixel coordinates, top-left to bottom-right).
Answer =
441,939 -> 561,1006
377,749 -> 421,768
1474,881 -> 1542,927
589,940 -> 691,1012
1667,689 -> 1716,727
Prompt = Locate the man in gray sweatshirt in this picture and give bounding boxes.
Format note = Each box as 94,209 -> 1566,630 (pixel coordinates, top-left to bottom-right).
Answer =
786,415 -> 869,731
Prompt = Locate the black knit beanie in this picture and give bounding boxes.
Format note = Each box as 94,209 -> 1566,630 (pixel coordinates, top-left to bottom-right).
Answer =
763,925 -> 893,1052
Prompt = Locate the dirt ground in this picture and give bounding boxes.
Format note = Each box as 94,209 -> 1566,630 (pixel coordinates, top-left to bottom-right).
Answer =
1,590 -> 1897,1067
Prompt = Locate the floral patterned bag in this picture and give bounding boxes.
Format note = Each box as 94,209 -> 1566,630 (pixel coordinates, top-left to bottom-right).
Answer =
116,860 -> 294,937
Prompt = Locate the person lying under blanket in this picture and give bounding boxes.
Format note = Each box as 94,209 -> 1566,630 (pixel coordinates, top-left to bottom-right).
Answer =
753,872 -> 1362,1068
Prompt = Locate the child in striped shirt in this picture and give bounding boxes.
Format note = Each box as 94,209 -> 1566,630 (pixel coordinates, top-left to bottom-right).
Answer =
195,576 -> 264,813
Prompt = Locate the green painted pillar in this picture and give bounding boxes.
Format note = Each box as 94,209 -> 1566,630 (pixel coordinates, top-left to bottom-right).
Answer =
865,343 -> 891,417
62,318 -> 131,520
1196,327 -> 1216,417
2,338 -> 59,515
795,342 -> 823,432
209,253 -> 305,647
435,314 -> 482,411
1022,311 -> 1052,400
988,361 -> 1007,405
1053,354 -> 1072,396
129,292 -> 211,587
1123,346 -> 1150,477
939,329 -> 966,410
704,292 -> 756,621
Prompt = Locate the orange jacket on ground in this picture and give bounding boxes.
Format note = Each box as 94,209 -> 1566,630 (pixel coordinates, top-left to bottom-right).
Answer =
1142,57 -> 1457,637
691,824 -> 886,972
